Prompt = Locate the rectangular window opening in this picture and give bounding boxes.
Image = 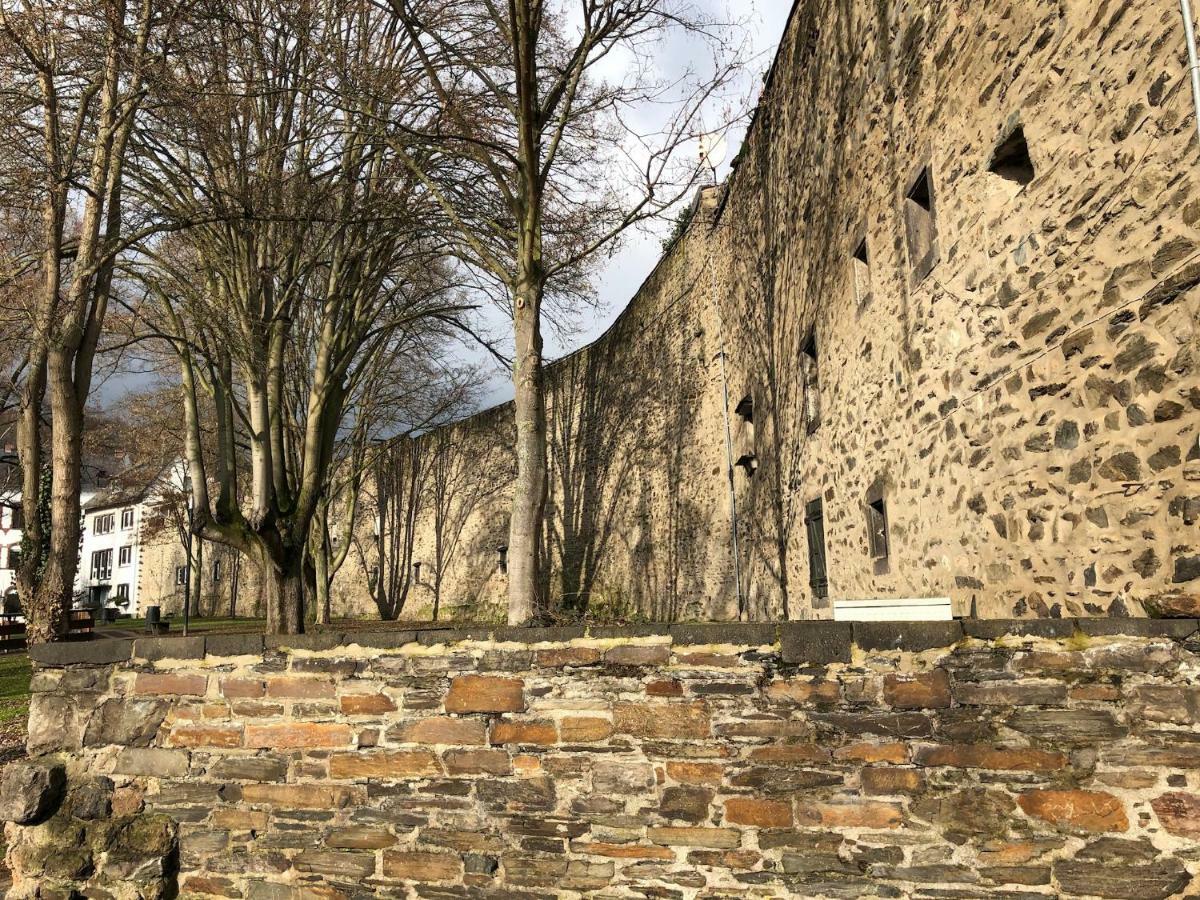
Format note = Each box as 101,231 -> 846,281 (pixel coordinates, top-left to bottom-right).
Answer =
805,498 -> 829,604
213,559 -> 222,583
115,584 -> 129,604
867,497 -> 890,564
904,166 -> 938,281
800,334 -> 821,434
734,395 -> 754,423
91,549 -> 113,582
852,236 -> 871,306
120,507 -> 135,530
118,546 -> 132,567
94,513 -> 114,536
175,566 -> 187,586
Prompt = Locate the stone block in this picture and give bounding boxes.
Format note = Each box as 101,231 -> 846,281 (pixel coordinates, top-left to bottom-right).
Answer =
724,797 -> 792,828
329,750 -> 441,779
613,701 -> 711,739
29,637 -> 133,667
133,672 -> 208,696
113,748 -> 189,777
883,669 -> 951,709
853,621 -> 963,652
381,850 -> 464,881
205,633 -> 265,657
339,692 -> 397,715
1017,789 -> 1129,833
560,716 -> 613,742
443,748 -> 512,775
264,676 -> 335,699
490,719 -> 557,746
1150,792 -> 1200,838
779,622 -> 852,664
444,675 -> 525,714
913,744 -> 1068,772
390,716 -> 487,745
535,646 -> 601,667
0,762 -> 65,824
134,635 -> 206,661
244,723 -> 352,749
84,697 -> 168,748
647,826 -> 741,848
604,644 -> 670,666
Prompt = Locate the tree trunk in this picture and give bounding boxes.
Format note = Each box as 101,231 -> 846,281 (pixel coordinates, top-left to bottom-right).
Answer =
189,538 -> 204,618
507,275 -> 547,625
266,549 -> 306,635
314,542 -> 331,626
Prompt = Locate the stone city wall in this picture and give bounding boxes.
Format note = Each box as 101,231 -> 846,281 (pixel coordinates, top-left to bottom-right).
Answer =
6,619 -> 1200,898
337,0 -> 1200,624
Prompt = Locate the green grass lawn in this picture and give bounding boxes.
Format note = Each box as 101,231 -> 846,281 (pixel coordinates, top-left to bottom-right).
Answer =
0,653 -> 31,728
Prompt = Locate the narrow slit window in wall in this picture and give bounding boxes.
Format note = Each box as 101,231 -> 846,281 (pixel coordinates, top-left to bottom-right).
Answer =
735,453 -> 758,477
805,498 -> 829,603
800,333 -> 821,434
867,497 -> 890,564
904,166 -> 938,281
989,125 -> 1034,187
497,546 -> 508,575
852,236 -> 871,306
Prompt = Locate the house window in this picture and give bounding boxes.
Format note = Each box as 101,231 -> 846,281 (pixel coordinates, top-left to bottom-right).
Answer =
93,513 -> 115,535
118,546 -> 133,567
175,566 -> 187,586
91,549 -> 113,582
212,559 -> 222,583
120,507 -> 135,530
867,497 -> 890,569
800,333 -> 821,434
989,125 -> 1034,188
5,504 -> 22,530
4,546 -> 18,570
115,584 -> 129,604
497,546 -> 508,575
804,498 -> 829,604
852,236 -> 871,307
904,165 -> 938,281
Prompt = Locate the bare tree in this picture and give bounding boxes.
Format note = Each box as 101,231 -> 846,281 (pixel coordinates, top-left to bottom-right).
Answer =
0,0 -> 163,642
384,0 -> 745,623
125,0 -> 471,633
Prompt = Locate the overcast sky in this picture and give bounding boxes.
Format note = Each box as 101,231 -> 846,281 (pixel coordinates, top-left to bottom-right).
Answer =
466,1 -> 794,409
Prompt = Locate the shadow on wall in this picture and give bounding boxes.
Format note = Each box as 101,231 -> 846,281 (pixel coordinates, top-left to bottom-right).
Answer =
542,259 -> 716,621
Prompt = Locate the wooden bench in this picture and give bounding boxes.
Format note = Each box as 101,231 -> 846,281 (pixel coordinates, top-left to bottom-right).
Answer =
0,609 -> 98,653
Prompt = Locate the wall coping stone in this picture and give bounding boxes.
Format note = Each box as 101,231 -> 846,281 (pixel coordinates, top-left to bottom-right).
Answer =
22,618 -> 1200,666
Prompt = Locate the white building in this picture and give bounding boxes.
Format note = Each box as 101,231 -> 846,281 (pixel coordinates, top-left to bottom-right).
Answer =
80,486 -> 151,616
0,497 -> 23,606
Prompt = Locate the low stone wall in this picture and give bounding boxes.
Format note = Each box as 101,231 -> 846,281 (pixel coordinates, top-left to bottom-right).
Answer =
6,620 -> 1200,898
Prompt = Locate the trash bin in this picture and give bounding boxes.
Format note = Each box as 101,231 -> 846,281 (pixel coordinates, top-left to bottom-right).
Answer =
146,606 -> 161,627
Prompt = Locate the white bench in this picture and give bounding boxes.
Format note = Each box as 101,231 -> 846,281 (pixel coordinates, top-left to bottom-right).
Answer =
832,597 -> 953,622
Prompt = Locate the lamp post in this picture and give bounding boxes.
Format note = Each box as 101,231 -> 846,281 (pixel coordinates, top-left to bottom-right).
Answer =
182,475 -> 193,637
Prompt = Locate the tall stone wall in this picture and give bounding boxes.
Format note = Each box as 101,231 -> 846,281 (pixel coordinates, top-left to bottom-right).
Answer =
341,0 -> 1200,623
7,620 -> 1200,897
341,190 -> 738,623
718,0 -> 1200,620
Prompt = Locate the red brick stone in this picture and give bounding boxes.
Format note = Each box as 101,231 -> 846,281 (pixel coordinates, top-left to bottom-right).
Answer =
134,673 -> 208,696
340,693 -> 397,715
833,742 -> 909,764
915,744 -> 1068,773
444,675 -> 525,714
666,761 -> 725,785
245,723 -> 352,749
490,720 -> 557,745
1071,683 -> 1122,702
765,679 -> 841,704
1151,792 -> 1200,839
724,797 -> 792,828
646,679 -> 684,697
613,702 -> 711,739
166,725 -> 242,748
748,744 -> 830,764
560,717 -> 613,742
536,647 -> 601,667
265,676 -> 335,699
329,750 -> 442,779
883,670 -> 951,709
392,716 -> 487,745
572,842 -> 675,860
861,767 -> 924,795
242,783 -> 352,809
676,652 -> 742,667
219,678 -> 264,699
381,851 -> 463,881
796,801 -> 903,829
1017,790 -> 1129,833
605,644 -> 670,666
444,748 -> 512,775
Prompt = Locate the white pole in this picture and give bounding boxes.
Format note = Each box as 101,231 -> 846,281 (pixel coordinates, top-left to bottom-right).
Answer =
1182,0 -> 1200,146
